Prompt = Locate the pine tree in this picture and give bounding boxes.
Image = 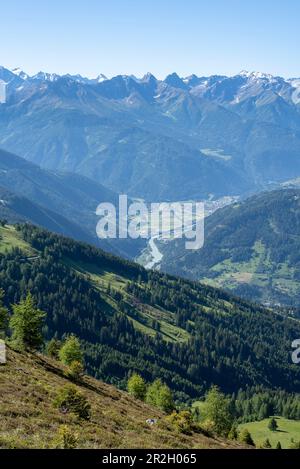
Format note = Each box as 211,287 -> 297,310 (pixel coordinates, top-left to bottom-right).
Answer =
46,337 -> 62,359
268,417 -> 278,432
9,293 -> 45,350
127,373 -> 147,401
59,335 -> 83,366
0,289 -> 8,337
228,423 -> 238,440
262,438 -> 272,449
276,441 -> 282,449
239,428 -> 255,446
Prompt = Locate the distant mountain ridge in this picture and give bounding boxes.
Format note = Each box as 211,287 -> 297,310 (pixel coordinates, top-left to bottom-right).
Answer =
0,148 -> 147,258
160,189 -> 300,308
1,65 -> 299,91
1,66 -> 300,202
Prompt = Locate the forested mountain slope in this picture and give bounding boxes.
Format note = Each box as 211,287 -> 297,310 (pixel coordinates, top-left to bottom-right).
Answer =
161,189 -> 300,308
1,224 -> 300,401
0,148 -> 145,258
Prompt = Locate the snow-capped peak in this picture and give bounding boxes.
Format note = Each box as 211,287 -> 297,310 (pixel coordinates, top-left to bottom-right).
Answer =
11,67 -> 29,80
96,74 -> 108,83
239,70 -> 276,81
32,71 -> 60,82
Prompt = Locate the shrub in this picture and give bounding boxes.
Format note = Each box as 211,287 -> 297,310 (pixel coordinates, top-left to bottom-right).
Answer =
165,411 -> 193,434
54,385 -> 91,420
53,425 -> 78,449
289,440 -> 300,449
68,360 -> 85,380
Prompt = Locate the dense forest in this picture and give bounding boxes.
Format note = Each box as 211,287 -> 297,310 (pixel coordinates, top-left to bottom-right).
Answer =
1,223 -> 300,406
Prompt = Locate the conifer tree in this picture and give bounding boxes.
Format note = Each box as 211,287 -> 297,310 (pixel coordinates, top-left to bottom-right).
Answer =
59,335 -> 83,366
0,289 -> 8,338
127,373 -> 147,401
238,428 -> 255,446
46,337 -> 62,359
268,417 -> 278,431
262,438 -> 272,449
9,293 -> 45,350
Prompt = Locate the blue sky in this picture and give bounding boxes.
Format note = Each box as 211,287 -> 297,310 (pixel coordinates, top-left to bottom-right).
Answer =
0,0 -> 299,78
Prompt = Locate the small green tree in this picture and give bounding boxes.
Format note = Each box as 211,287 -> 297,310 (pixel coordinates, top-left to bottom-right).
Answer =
146,379 -> 162,407
157,383 -> 175,413
127,373 -> 147,400
202,386 -> 233,436
54,385 -> 91,420
53,425 -> 78,449
276,441 -> 282,449
46,337 -> 62,359
262,438 -> 272,449
289,440 -> 300,449
59,335 -> 83,366
239,428 -> 255,446
228,423 -> 239,440
68,360 -> 85,380
146,379 -> 174,413
0,289 -> 8,338
268,417 -> 278,432
9,293 -> 46,350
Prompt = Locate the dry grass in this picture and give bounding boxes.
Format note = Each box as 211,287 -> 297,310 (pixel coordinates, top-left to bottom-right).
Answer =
0,347 -> 244,449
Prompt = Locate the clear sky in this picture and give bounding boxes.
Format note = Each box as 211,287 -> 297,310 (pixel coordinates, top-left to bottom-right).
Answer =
0,0 -> 299,79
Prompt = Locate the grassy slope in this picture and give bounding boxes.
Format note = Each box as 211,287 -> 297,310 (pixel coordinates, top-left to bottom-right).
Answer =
0,347 -> 243,449
66,257 -> 190,343
201,241 -> 300,301
239,417 -> 300,449
0,225 -> 33,255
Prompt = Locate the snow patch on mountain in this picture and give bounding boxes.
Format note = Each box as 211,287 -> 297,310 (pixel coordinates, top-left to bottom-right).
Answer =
11,68 -> 30,80
290,79 -> 300,104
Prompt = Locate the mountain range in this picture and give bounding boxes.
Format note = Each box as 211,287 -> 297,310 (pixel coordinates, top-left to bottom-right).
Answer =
0,148 -> 148,258
1,66 -> 300,201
